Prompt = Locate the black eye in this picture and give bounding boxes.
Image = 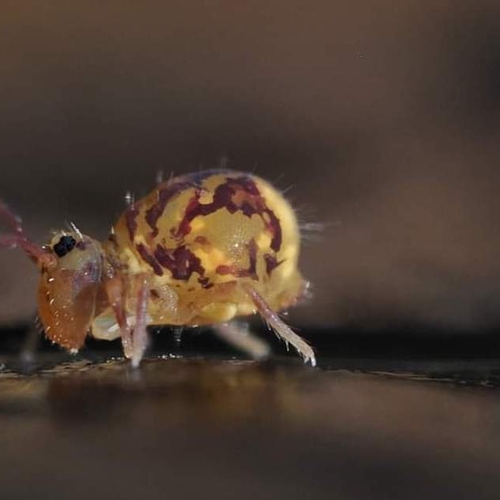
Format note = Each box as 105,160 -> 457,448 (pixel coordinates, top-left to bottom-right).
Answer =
53,235 -> 77,257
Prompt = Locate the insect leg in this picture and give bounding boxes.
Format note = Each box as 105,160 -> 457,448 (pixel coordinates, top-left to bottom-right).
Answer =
212,322 -> 270,360
131,274 -> 150,368
19,316 -> 43,366
104,275 -> 133,359
243,284 -> 316,367
172,327 -> 184,347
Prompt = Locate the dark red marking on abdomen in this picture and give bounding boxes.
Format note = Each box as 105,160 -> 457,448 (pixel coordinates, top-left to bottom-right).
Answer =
172,175 -> 283,254
264,253 -> 283,275
136,243 -> 164,276
154,244 -> 206,282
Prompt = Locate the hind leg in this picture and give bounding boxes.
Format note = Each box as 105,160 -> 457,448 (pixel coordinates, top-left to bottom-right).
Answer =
212,321 -> 270,360
243,284 -> 316,367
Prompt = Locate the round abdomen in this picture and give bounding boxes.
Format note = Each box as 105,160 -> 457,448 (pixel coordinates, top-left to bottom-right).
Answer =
109,170 -> 304,321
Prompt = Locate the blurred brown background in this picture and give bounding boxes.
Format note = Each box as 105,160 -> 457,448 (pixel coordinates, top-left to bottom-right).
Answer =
2,0 -> 500,331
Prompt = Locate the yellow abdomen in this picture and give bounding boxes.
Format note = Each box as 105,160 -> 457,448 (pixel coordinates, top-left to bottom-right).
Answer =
106,170 -> 304,325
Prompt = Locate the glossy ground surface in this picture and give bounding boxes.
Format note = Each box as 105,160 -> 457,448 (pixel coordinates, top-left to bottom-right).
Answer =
0,327 -> 500,500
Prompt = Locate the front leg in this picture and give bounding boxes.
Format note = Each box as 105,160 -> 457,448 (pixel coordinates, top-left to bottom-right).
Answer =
130,273 -> 150,368
104,274 -> 133,359
103,273 -> 150,367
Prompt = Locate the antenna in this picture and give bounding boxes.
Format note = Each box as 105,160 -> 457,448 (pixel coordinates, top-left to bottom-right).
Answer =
0,200 -> 56,267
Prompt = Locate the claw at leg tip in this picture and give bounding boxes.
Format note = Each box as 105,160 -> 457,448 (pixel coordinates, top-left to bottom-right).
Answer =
306,354 -> 317,367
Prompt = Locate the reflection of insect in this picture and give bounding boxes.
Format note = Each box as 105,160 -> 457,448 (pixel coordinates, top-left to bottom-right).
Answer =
0,170 -> 315,367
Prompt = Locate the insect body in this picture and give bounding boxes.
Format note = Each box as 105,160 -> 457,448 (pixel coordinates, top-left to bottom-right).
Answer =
0,170 -> 315,367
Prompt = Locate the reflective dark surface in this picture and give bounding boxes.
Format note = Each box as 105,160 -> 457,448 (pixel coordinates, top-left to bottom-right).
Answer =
0,326 -> 499,500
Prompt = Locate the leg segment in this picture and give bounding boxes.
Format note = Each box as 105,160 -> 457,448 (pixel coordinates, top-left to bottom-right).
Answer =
104,274 -> 133,358
172,327 -> 184,347
243,284 -> 316,367
19,316 -> 42,365
104,273 -> 150,367
131,274 -> 150,368
213,322 -> 271,361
